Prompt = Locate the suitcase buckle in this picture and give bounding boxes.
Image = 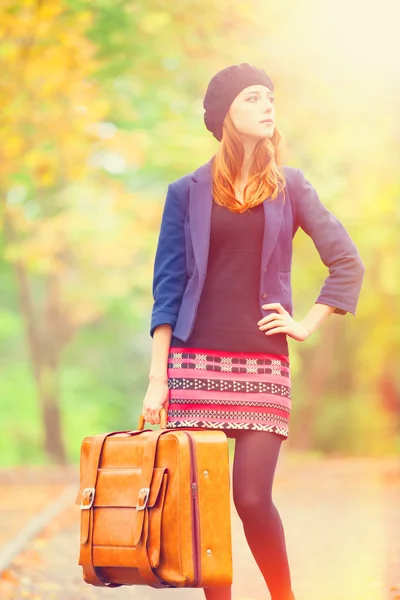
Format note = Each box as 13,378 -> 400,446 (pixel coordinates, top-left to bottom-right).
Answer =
137,487 -> 150,511
81,487 -> 95,510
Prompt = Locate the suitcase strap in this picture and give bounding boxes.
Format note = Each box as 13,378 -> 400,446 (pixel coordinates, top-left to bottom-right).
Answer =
78,428 -> 173,588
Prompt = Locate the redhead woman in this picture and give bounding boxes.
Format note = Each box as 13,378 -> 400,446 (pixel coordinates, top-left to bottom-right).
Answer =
142,63 -> 365,600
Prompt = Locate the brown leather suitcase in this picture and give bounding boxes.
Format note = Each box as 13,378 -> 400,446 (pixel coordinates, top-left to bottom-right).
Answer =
75,409 -> 232,588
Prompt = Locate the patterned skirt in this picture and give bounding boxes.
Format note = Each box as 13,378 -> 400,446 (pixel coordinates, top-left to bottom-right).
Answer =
166,346 -> 291,440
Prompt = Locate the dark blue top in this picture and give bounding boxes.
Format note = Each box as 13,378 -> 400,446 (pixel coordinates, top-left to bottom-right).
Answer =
171,199 -> 289,355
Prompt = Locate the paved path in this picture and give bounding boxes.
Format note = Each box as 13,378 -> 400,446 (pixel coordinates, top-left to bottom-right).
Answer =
0,451 -> 399,600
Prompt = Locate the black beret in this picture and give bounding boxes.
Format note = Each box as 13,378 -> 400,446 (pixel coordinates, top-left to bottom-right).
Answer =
203,63 -> 274,141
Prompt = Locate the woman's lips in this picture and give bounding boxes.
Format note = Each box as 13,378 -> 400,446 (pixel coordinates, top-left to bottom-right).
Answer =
260,119 -> 274,124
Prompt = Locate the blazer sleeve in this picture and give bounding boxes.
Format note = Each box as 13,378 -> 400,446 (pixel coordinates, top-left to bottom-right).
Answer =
292,168 -> 365,316
150,182 -> 187,337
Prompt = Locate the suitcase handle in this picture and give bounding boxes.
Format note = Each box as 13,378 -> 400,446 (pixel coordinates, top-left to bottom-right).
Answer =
138,407 -> 167,431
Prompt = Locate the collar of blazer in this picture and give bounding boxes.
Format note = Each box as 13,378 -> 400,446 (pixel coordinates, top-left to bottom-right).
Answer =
188,157 -> 286,276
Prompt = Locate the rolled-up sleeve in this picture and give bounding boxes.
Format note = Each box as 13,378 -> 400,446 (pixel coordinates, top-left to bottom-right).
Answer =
150,182 -> 187,337
293,169 -> 365,316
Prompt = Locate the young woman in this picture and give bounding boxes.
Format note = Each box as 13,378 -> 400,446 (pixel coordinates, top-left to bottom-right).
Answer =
143,63 -> 365,600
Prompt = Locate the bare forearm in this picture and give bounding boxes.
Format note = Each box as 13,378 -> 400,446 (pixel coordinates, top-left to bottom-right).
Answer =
148,324 -> 172,382
300,303 -> 336,336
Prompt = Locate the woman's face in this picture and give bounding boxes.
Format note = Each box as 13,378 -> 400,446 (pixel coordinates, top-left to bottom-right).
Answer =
228,84 -> 275,140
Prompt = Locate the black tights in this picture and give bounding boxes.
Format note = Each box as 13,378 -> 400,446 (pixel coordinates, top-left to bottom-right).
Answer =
203,431 -> 294,600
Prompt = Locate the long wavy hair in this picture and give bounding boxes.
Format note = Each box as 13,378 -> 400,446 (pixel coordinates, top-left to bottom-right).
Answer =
211,111 -> 286,213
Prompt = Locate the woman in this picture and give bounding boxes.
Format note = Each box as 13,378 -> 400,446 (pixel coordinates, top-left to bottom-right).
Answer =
143,63 -> 365,600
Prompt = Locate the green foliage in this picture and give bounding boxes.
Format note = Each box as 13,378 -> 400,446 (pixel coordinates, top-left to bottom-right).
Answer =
313,393 -> 397,457
0,364 -> 44,466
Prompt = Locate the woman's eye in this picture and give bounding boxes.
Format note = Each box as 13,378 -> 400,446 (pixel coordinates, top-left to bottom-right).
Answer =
247,95 -> 274,103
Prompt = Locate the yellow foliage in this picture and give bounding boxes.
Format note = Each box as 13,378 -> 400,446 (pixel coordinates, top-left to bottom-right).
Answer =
139,12 -> 172,35
4,205 -> 33,233
3,137 -> 24,159
0,0 -> 104,193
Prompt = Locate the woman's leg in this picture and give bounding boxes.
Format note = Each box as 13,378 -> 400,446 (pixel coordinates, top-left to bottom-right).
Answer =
232,431 -> 294,600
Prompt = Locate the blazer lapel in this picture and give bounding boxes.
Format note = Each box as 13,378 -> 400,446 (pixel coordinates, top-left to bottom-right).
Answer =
189,161 -> 213,277
189,159 -> 285,275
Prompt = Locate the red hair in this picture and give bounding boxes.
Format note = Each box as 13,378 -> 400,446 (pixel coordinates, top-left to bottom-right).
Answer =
211,111 -> 286,213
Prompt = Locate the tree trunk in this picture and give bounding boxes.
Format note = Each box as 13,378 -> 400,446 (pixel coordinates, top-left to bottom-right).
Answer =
378,364 -> 400,443
4,211 -> 76,464
40,385 -> 66,464
14,262 -> 67,464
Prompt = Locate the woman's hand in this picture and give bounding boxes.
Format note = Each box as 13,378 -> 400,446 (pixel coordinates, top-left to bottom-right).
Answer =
142,376 -> 170,425
258,303 -> 311,342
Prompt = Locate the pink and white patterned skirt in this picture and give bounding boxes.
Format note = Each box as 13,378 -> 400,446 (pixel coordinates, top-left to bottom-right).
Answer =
166,346 -> 291,440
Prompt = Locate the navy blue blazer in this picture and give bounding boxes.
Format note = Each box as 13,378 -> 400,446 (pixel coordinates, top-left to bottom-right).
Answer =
150,158 -> 365,340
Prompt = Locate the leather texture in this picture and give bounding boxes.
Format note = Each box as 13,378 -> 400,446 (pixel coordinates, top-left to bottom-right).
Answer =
75,427 -> 232,588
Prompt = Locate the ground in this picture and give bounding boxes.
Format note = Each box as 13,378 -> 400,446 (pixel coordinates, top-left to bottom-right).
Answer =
0,448 -> 399,600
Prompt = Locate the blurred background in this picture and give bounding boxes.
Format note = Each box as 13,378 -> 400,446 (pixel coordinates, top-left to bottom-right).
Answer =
1,0 -> 399,467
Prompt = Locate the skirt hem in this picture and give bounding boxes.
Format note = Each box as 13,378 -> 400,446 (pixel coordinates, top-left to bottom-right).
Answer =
165,419 -> 288,439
